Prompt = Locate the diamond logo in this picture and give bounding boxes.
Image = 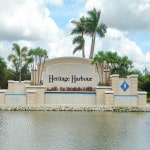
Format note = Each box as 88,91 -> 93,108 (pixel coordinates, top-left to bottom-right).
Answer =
121,81 -> 129,91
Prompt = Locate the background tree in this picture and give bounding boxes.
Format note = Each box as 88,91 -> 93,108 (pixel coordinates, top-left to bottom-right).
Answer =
91,51 -> 106,84
72,36 -> 85,57
111,55 -> 133,77
71,17 -> 86,57
0,57 -> 7,88
92,51 -> 133,84
86,8 -> 107,59
0,57 -> 15,88
28,47 -> 48,84
140,70 -> 150,99
7,43 -> 29,82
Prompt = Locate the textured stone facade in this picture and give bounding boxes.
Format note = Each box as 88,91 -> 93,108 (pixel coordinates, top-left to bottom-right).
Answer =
0,57 -> 148,107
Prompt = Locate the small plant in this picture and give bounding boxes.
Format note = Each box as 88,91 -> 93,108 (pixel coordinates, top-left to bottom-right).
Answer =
47,86 -> 95,91
47,87 -> 58,91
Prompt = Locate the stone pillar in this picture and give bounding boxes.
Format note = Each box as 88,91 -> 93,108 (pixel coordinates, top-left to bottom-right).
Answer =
0,90 -> 7,104
138,92 -> 147,106
105,91 -> 114,106
128,75 -> 138,95
7,80 -> 16,94
26,86 -> 46,105
96,86 -> 112,105
110,74 -> 120,95
26,90 -> 36,105
8,80 -> 31,94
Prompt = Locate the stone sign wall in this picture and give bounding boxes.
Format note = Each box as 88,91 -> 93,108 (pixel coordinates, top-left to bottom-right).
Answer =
41,57 -> 99,89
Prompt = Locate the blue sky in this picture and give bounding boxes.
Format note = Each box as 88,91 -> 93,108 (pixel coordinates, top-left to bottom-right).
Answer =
0,0 -> 149,71
127,32 -> 150,52
47,0 -> 150,54
47,0 -> 86,29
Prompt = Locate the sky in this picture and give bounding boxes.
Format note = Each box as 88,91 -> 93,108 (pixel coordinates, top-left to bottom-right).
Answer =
0,0 -> 150,72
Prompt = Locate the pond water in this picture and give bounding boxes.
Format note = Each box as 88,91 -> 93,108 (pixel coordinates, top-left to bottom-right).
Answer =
0,111 -> 150,150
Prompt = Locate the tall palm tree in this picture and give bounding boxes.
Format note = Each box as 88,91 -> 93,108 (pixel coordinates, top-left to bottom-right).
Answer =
71,17 -> 86,58
86,8 -> 107,59
8,43 -> 28,82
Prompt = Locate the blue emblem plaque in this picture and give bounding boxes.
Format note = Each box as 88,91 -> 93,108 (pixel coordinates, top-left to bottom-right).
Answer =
121,81 -> 129,91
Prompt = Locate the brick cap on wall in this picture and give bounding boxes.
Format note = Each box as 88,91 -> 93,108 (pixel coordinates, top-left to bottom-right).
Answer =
138,91 -> 147,95
127,74 -> 138,78
26,86 -> 47,89
105,91 -> 114,94
110,74 -> 119,78
96,86 -> 112,89
0,89 -> 7,93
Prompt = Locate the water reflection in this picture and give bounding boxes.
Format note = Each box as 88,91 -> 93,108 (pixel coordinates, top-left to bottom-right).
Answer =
0,111 -> 150,150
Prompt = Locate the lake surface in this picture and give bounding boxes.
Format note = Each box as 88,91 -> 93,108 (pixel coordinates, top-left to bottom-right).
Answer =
0,111 -> 150,150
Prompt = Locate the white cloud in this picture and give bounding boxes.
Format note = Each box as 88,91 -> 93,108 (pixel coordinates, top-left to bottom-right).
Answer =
0,0 -> 149,73
0,0 -> 74,61
82,0 -> 150,71
85,0 -> 150,32
96,28 -> 150,71
0,0 -> 60,41
45,0 -> 63,5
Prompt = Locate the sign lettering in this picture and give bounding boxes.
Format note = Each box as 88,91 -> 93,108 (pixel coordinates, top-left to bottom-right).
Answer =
49,75 -> 92,83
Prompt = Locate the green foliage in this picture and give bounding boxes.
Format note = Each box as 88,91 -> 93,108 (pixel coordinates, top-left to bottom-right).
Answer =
28,47 -> 48,84
86,8 -> 107,59
71,17 -> 86,57
71,8 -> 107,58
0,43 -> 48,88
0,57 -> 15,88
7,43 -> 31,82
140,75 -> 150,97
92,51 -> 133,84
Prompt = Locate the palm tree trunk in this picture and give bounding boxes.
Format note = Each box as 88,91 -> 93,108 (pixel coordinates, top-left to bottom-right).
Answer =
89,33 -> 96,59
82,42 -> 85,58
100,63 -> 104,83
31,63 -> 34,84
35,56 -> 37,85
38,57 -> 42,84
96,63 -> 100,84
40,58 -> 46,84
105,63 -> 109,84
19,70 -> 21,83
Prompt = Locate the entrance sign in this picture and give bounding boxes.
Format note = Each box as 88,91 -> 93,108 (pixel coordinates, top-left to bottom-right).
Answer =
49,75 -> 92,83
41,57 -> 99,89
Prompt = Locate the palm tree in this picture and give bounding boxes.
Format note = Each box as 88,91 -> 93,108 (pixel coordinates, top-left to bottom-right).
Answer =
28,47 -> 48,84
72,35 -> 85,57
39,49 -> 48,83
86,8 -> 107,59
92,51 -> 133,84
92,51 -> 106,84
28,49 -> 37,84
71,17 -> 86,58
119,56 -> 133,77
8,43 -> 28,82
